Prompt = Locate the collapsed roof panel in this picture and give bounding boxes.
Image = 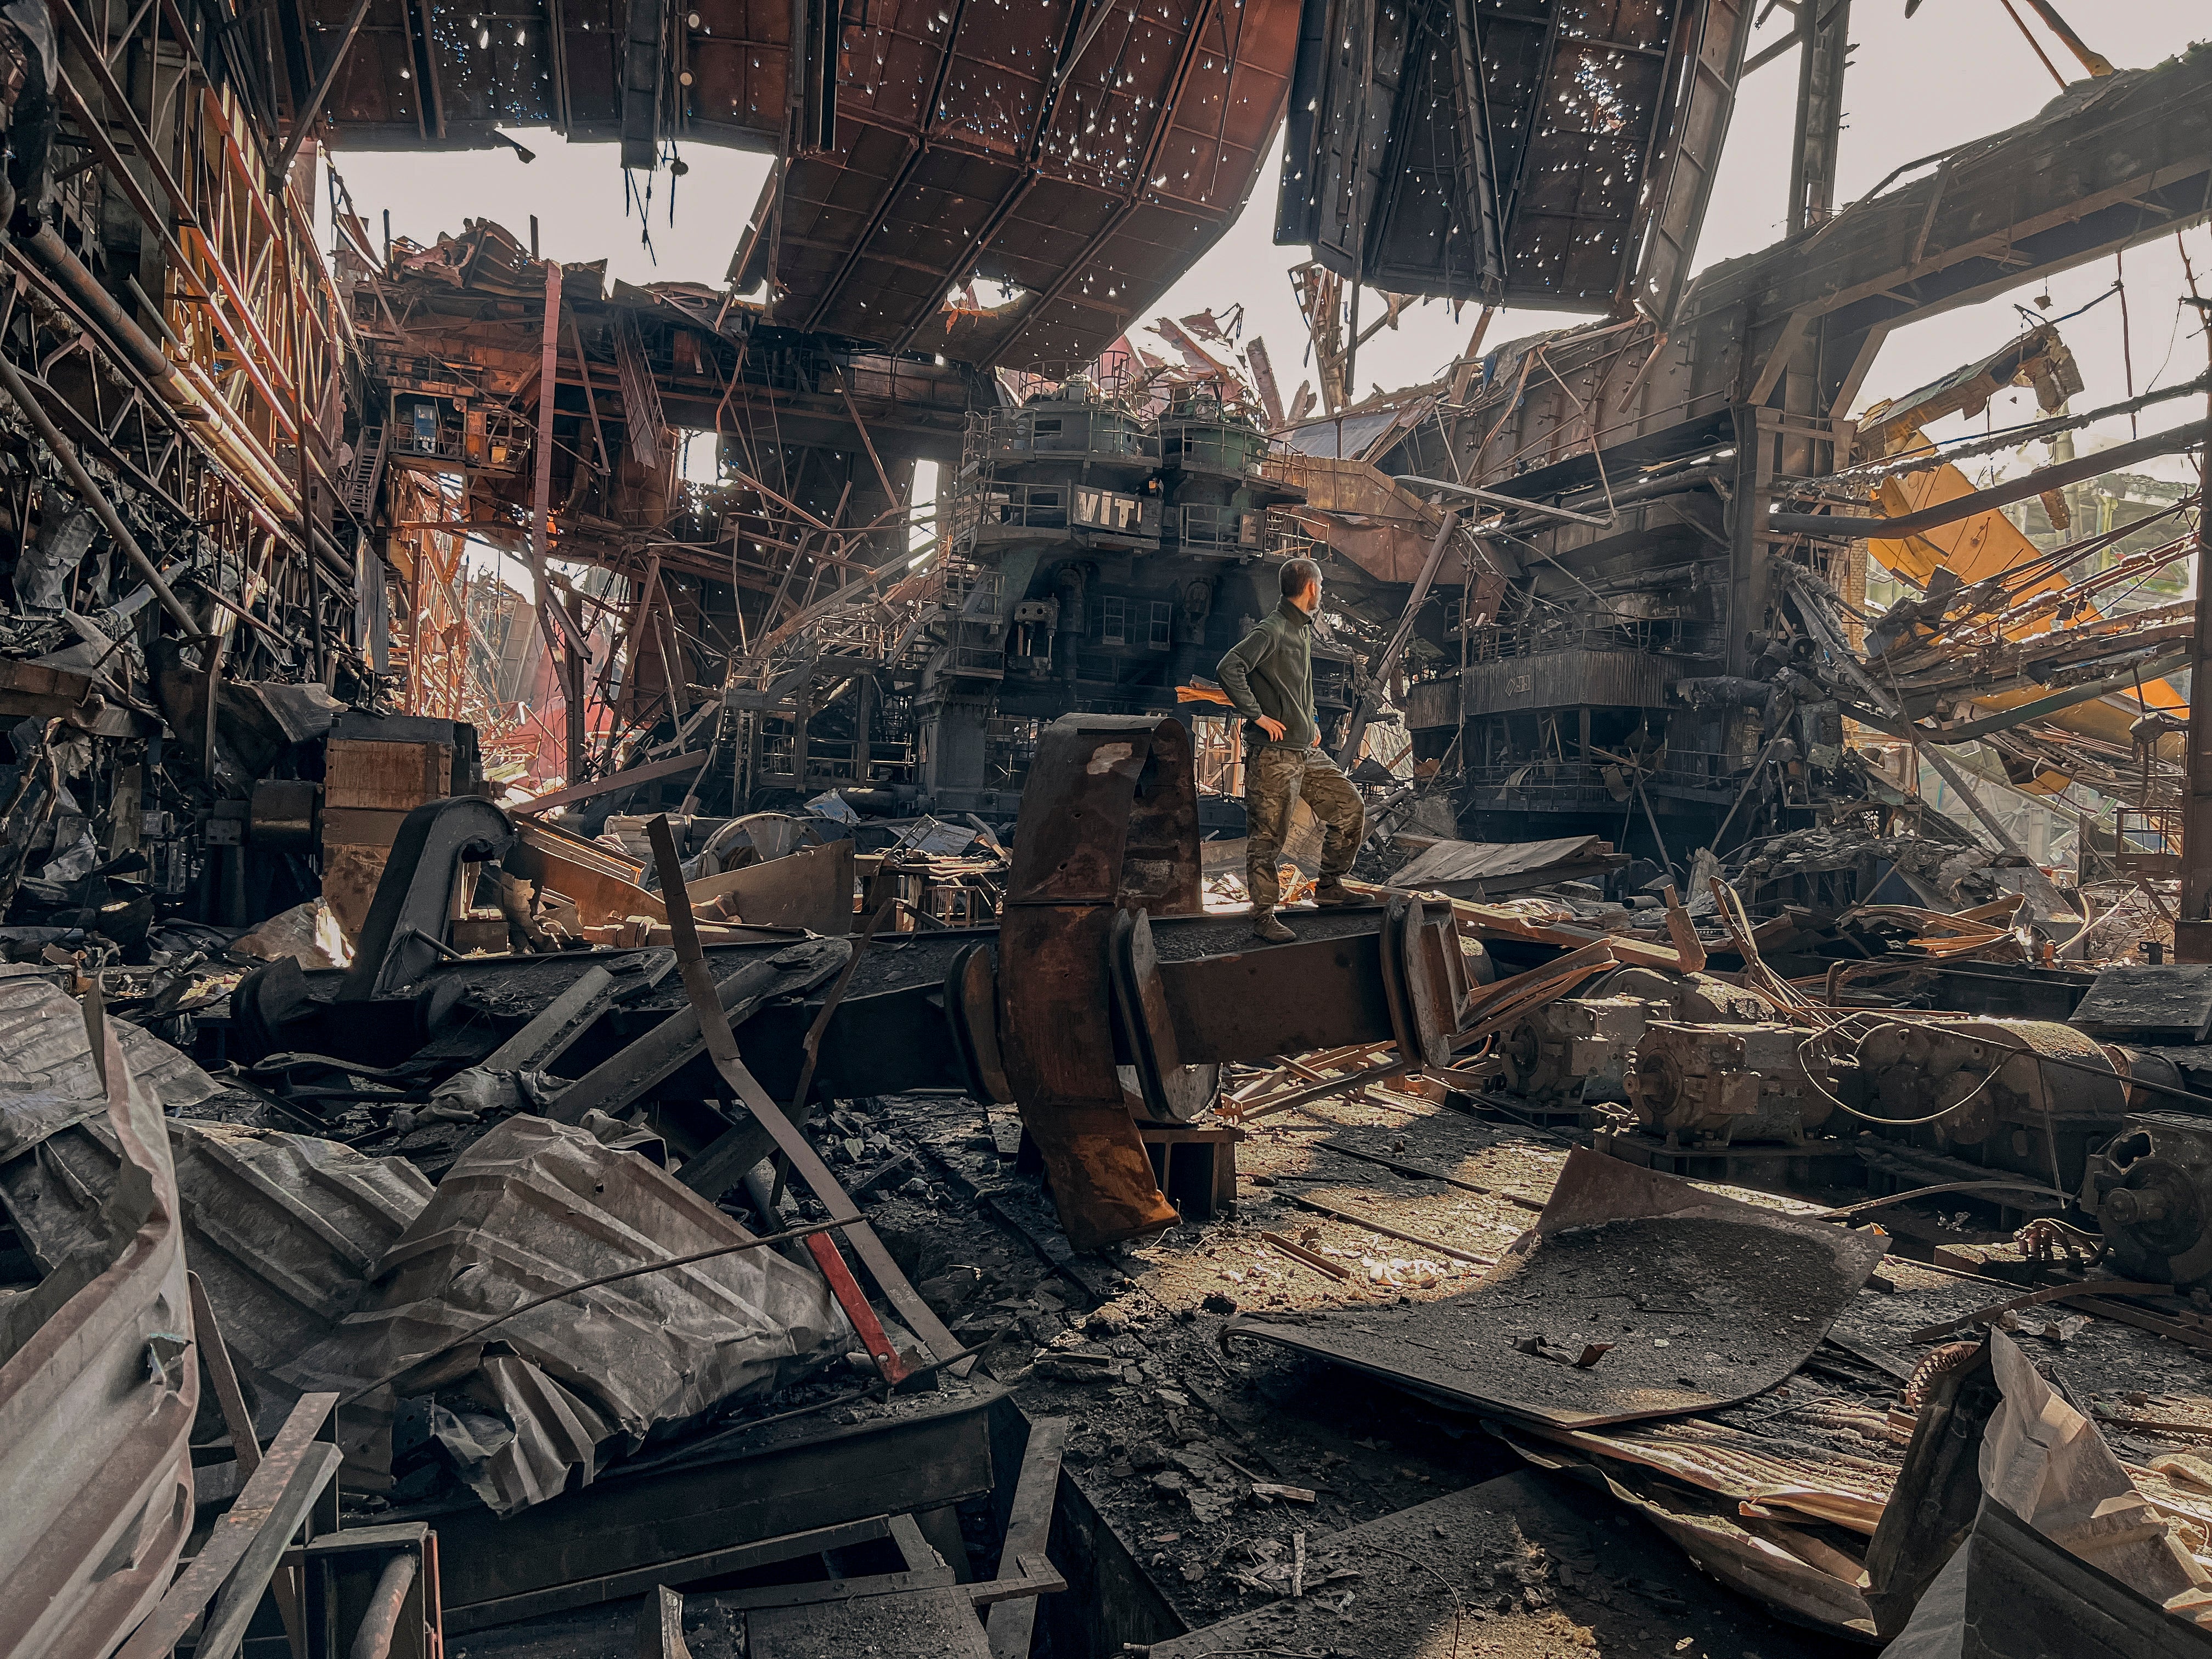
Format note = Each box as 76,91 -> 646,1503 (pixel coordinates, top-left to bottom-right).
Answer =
316,0 -> 793,152
1277,0 -> 1752,315
732,0 -> 1302,368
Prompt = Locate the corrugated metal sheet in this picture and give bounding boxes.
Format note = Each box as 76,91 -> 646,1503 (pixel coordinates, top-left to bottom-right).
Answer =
2,1084 -> 435,1480
1464,647 -> 1668,715
0,988 -> 196,1659
290,1114 -> 853,1514
1402,676 -> 1460,731
1392,834 -> 1606,887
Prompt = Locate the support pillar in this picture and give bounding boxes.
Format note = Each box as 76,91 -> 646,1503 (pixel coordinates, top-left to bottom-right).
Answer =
2176,359 -> 2212,958
855,674 -> 876,783
1788,0 -> 1850,234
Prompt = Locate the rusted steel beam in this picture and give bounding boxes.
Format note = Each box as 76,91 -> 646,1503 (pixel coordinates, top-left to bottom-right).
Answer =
112,1392 -> 343,1659
526,259 -> 588,777
0,350 -> 202,633
509,748 -> 715,812
994,714 -> 1469,1244
272,0 -> 377,182
642,816 -> 963,1372
1771,419 -> 2210,538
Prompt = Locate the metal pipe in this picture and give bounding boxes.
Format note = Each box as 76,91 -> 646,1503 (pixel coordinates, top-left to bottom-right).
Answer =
123,274 -> 183,350
1769,419 -> 2210,538
1543,466 -> 1718,520
1903,648 -> 2191,744
0,350 -> 201,634
14,225 -> 174,382
1395,475 -> 1613,527
347,1553 -> 417,1659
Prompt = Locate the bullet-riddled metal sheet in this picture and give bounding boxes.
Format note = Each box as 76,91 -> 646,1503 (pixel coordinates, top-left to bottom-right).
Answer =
1277,0 -> 1755,315
1223,1147 -> 1887,1429
732,0 -> 1303,368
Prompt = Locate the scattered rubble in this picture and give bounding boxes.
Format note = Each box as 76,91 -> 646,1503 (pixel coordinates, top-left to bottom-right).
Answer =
5,3 -> 2212,1657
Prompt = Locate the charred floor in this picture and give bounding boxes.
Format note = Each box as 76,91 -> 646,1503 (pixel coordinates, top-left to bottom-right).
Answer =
8,3 -> 2212,1658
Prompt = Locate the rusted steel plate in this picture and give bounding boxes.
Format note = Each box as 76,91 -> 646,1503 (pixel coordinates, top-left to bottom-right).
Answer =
1001,715 -> 1207,1246
1110,909 -> 1217,1124
1223,1147 -> 1887,1430
998,905 -> 1178,1248
1157,928 -> 1393,1060
1006,714 -> 1200,910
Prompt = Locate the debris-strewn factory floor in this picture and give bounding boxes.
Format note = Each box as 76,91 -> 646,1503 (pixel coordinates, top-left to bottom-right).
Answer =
10,0 -> 2212,1655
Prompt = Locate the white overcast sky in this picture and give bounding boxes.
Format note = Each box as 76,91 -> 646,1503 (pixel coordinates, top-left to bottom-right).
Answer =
326,4 -> 2211,476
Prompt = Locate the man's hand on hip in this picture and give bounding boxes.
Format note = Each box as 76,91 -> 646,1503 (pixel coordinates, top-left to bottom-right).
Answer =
1255,716 -> 1286,742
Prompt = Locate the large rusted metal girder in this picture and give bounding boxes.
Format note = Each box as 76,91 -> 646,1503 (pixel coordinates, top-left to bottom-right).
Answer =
997,714 -> 1468,1249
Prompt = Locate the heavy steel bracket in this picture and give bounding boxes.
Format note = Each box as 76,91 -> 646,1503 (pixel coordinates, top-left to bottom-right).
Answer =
1110,907 -> 1219,1124
998,714 -> 1201,1249
339,796 -> 517,1002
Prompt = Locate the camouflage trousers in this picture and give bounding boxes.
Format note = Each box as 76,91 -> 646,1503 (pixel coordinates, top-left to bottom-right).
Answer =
1244,744 -> 1364,911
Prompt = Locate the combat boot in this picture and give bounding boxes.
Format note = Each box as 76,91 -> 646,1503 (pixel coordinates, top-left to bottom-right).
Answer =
1251,910 -> 1296,944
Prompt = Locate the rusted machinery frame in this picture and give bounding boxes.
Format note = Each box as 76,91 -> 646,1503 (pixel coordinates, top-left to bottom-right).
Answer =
998,714 -> 1466,1245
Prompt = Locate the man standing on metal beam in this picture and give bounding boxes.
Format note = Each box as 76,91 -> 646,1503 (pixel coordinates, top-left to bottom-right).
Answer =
1217,557 -> 1365,943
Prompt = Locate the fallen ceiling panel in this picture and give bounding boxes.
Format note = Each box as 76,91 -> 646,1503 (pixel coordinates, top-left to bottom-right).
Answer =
731,0 -> 1303,368
306,0 -> 797,154
1276,0 -> 1753,316
1223,1146 -> 1887,1429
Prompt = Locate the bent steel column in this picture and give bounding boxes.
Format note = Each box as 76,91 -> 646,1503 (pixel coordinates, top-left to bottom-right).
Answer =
998,714 -> 1199,1248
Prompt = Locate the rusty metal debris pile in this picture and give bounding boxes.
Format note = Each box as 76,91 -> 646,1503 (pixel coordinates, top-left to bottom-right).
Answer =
8,0 -> 2212,1654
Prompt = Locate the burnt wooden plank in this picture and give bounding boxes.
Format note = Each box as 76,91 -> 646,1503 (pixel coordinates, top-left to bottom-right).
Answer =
985,1418 -> 1069,1659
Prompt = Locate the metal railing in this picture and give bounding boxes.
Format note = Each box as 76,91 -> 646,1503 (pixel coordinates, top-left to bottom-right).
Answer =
2114,808 -> 2182,880
961,487 -> 1069,533
1465,749 -> 1734,795
1163,424 -> 1289,476
947,482 -> 1159,539
758,733 -> 917,783
1172,503 -> 1314,557
1178,501 -> 1264,549
968,407 -> 1160,464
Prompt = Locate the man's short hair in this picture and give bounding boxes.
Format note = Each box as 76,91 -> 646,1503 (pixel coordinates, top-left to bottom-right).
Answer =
1279,557 -> 1321,600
